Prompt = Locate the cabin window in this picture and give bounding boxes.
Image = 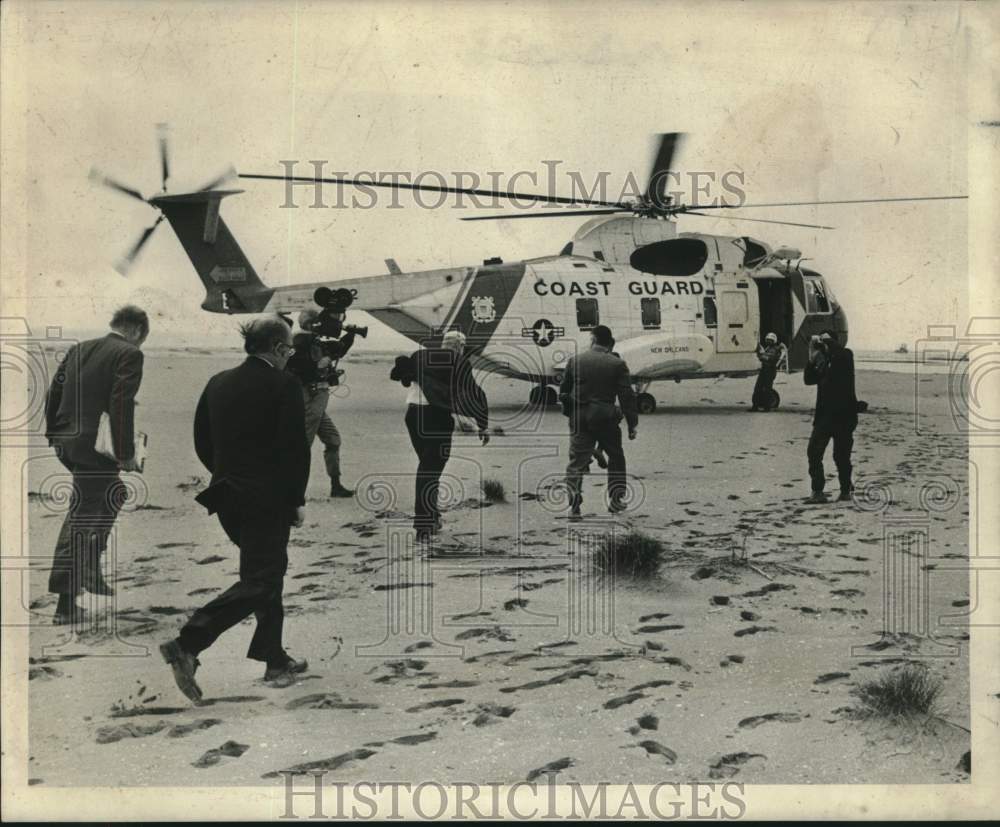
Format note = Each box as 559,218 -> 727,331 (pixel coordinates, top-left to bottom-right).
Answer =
720,291 -> 748,328
641,297 -> 661,329
629,238 -> 709,276
804,277 -> 831,313
703,296 -> 718,328
576,298 -> 599,330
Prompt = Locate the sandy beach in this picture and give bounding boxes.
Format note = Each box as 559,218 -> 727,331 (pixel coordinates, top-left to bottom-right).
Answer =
23,353 -> 970,786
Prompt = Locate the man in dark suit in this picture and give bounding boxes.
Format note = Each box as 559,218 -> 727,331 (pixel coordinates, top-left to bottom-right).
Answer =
44,305 -> 148,625
160,316 -> 311,702
803,329 -> 859,503
560,325 -> 639,519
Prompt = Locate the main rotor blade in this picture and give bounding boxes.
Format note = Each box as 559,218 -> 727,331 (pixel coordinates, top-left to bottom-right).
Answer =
114,215 -> 163,276
460,208 -> 626,221
89,168 -> 147,203
679,195 -> 968,211
156,123 -> 170,192
196,165 -> 238,192
683,211 -> 834,230
239,173 -> 630,209
645,132 -> 684,205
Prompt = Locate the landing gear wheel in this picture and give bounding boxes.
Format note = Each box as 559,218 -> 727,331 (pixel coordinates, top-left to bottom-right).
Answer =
637,392 -> 656,415
765,389 -> 780,411
543,386 -> 558,407
528,386 -> 543,406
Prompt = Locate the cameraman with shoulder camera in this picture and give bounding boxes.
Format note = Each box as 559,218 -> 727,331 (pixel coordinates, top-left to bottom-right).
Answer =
286,299 -> 359,498
803,329 -> 858,504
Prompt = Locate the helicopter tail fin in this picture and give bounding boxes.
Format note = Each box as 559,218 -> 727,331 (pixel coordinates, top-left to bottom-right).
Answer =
149,190 -> 274,313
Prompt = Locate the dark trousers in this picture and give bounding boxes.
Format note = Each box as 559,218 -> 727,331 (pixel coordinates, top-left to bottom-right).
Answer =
404,404 -> 453,532
566,413 -> 627,507
48,447 -> 124,595
179,490 -> 290,663
807,419 -> 856,494
752,365 -> 777,409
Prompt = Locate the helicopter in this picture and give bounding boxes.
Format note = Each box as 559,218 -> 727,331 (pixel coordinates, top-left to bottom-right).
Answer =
91,129 -> 966,414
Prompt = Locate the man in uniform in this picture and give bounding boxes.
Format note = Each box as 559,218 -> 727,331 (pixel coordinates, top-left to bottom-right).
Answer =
160,316 -> 311,701
560,324 -> 638,519
750,332 -> 783,411
803,330 -> 858,503
44,305 -> 149,625
286,308 -> 355,498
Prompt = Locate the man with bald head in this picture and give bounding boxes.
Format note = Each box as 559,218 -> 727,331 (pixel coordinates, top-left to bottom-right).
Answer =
160,316 -> 311,701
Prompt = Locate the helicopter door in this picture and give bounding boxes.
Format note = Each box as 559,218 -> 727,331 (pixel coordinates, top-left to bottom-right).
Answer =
715,284 -> 759,353
753,275 -> 793,348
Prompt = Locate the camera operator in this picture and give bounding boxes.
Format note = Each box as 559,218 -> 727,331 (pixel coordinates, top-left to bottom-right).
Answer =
803,329 -> 858,504
286,306 -> 358,498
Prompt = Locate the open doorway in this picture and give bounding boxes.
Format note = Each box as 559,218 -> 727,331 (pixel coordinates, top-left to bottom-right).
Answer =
754,277 -> 793,347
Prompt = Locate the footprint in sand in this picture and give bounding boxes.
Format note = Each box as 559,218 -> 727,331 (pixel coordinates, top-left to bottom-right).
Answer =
526,757 -> 574,782
405,698 -> 465,713
708,752 -> 766,779
638,612 -> 671,622
719,655 -> 745,667
391,732 -> 438,746
630,680 -> 673,692
636,714 -> 659,731
636,740 -> 677,764
734,625 -> 777,637
738,712 -> 804,729
739,611 -> 760,621
471,703 -> 516,727
603,692 -> 647,710
286,693 -> 378,711
28,666 -> 64,681
95,721 -> 167,744
195,555 -> 226,565
167,718 -> 223,738
813,672 -> 851,685
262,748 -> 377,778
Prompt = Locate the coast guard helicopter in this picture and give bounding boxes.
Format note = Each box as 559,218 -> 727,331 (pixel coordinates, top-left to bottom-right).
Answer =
91,130 -> 965,413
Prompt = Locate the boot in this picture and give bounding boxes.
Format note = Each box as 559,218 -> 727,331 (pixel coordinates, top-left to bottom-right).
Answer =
329,478 -> 355,498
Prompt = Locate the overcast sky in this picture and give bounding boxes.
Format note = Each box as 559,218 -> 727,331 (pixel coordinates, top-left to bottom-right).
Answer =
1,0 -> 972,350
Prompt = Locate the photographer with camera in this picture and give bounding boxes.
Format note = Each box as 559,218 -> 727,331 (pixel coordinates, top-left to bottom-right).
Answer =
803,329 -> 858,504
286,290 -> 365,498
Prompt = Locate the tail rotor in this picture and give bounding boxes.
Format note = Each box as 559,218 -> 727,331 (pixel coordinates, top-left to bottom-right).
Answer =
90,125 -> 237,275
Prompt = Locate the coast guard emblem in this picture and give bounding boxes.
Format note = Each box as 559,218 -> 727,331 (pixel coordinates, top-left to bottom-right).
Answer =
470,295 -> 496,324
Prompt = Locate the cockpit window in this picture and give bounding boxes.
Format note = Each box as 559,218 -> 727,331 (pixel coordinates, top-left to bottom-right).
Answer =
804,277 -> 831,313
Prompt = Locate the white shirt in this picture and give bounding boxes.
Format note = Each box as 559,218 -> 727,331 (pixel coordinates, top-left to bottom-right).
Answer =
406,382 -> 429,406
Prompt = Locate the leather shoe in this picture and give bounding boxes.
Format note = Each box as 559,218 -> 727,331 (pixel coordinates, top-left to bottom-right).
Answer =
804,491 -> 829,504
330,482 -> 355,498
160,639 -> 203,702
264,656 -> 309,682
837,489 -> 854,502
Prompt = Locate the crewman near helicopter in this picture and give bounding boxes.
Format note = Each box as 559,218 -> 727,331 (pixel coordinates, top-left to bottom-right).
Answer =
750,332 -> 783,412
